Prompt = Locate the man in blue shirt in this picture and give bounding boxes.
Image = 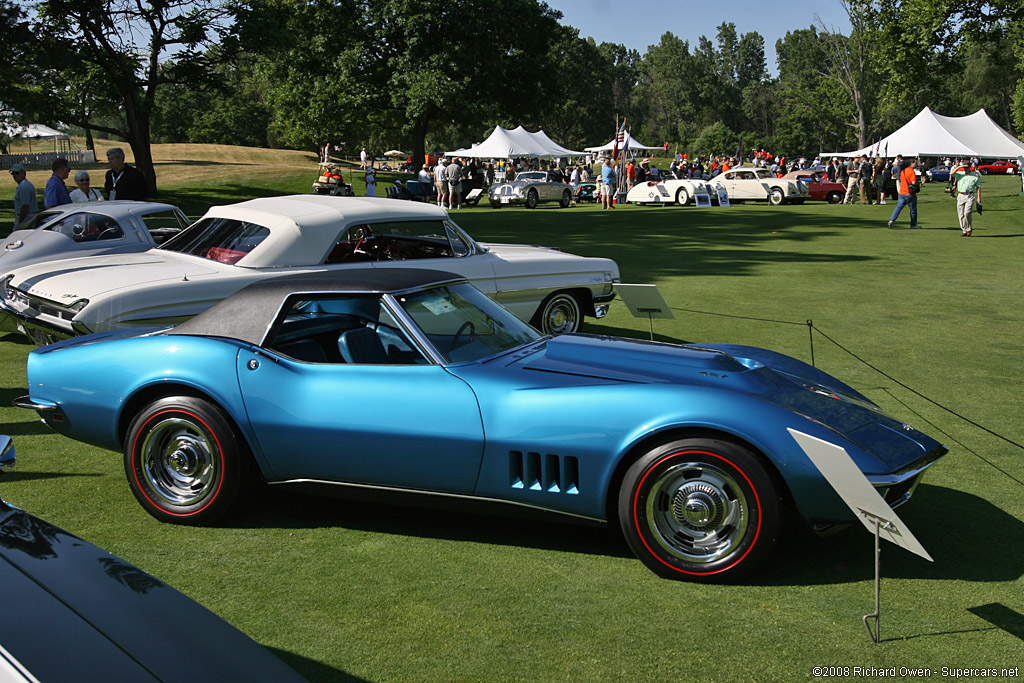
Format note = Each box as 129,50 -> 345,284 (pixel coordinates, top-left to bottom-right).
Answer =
44,157 -> 72,209
10,163 -> 38,229
600,158 -> 616,210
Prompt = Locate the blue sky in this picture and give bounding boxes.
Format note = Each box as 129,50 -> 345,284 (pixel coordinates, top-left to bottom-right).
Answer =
544,0 -> 852,74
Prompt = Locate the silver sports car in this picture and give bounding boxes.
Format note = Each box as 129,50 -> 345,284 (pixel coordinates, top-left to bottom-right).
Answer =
488,171 -> 573,209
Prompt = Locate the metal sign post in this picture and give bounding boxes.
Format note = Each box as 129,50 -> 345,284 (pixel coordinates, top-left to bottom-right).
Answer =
788,429 -> 933,643
613,284 -> 675,340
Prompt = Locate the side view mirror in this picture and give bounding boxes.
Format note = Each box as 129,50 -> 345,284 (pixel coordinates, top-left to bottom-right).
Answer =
0,435 -> 14,469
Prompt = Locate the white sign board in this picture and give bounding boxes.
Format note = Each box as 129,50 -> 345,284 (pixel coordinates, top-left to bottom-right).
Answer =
614,284 -> 675,320
715,183 -> 730,207
787,429 -> 931,561
694,187 -> 712,207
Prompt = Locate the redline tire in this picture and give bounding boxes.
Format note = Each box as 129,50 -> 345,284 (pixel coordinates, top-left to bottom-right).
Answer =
619,438 -> 781,582
125,397 -> 248,525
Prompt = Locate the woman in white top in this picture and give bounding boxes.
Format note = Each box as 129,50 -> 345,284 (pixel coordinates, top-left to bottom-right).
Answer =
69,171 -> 104,202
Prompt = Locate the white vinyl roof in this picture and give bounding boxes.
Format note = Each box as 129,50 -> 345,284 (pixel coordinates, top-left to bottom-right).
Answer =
824,107 -> 1024,158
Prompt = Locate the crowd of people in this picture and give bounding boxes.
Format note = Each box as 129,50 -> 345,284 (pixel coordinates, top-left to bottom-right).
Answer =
8,147 -> 150,230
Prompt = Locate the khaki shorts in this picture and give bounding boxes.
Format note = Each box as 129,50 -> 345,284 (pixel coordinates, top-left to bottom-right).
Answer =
447,180 -> 461,193
600,184 -> 612,197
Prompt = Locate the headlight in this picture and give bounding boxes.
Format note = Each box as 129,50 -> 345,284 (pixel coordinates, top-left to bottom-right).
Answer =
1,275 -> 13,301
67,298 -> 89,313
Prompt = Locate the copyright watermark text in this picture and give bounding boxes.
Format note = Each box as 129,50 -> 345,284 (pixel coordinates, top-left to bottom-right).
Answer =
811,666 -> 1020,678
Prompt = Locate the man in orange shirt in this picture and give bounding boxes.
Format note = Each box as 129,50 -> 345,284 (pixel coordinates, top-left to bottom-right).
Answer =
887,158 -> 920,229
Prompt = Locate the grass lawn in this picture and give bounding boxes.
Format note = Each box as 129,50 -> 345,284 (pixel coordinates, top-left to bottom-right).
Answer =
1,145 -> 1023,681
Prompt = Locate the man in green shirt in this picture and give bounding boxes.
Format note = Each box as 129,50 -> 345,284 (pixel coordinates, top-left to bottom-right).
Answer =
953,163 -> 982,237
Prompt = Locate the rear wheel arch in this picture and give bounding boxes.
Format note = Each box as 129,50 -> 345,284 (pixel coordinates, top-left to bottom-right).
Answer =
119,383 -> 248,456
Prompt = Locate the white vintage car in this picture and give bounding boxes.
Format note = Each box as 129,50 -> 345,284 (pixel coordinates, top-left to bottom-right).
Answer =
625,178 -> 717,206
714,167 -> 810,205
0,196 -> 618,345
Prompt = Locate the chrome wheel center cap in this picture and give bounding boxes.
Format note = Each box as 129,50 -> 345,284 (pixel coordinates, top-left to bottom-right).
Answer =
673,483 -> 726,531
168,443 -> 198,475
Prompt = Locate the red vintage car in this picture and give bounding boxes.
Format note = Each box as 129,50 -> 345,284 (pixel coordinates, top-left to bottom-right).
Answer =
977,160 -> 1019,175
782,171 -> 845,203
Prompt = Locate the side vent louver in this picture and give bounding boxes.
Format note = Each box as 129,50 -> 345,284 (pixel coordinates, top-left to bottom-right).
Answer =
509,451 -> 579,495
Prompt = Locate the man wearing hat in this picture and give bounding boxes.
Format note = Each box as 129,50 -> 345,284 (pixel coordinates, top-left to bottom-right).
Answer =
9,164 -> 38,230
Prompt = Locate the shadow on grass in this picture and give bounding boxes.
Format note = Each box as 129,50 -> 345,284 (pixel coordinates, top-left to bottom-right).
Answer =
0,470 -> 102,483
1,333 -> 31,345
456,204 -> 880,282
0,387 -> 29,405
267,647 -> 368,683
0,421 -> 52,437
232,484 -> 633,561
224,483 -> 1019,587
758,484 -> 1023,586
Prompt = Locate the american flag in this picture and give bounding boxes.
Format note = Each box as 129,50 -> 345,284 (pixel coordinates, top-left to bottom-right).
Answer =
613,120 -> 626,161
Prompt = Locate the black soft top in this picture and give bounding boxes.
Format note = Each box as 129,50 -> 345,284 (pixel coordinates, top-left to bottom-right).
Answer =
167,268 -> 465,345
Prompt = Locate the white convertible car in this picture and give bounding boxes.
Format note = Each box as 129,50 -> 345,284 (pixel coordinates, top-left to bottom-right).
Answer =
625,177 -> 722,206
0,196 -> 618,345
714,167 -> 810,205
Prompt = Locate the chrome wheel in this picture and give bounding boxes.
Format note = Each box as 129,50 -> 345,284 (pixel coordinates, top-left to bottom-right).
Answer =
644,461 -> 749,564
769,188 -> 785,205
125,397 -> 249,524
534,292 -> 580,335
619,438 -> 781,581
525,188 -> 539,209
139,416 -> 217,507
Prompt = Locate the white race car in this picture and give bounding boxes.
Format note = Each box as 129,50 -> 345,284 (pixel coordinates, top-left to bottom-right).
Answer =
626,178 -> 717,206
1,196 -> 619,344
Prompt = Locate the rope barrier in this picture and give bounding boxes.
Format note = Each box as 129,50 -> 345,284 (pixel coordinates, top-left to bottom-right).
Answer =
665,304 -> 1024,483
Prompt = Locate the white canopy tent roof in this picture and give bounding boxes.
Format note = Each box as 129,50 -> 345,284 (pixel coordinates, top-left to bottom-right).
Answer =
825,107 -> 1024,159
585,132 -> 660,153
2,123 -> 70,140
446,125 -> 586,158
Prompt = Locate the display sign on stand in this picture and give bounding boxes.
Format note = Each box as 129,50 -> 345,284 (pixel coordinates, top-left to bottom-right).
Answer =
787,429 -> 933,643
614,284 -> 674,340
716,184 -> 730,206
694,188 -> 712,207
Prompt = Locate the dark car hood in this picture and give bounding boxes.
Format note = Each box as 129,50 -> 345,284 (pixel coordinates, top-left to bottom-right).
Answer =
513,335 -> 943,466
0,502 -> 303,682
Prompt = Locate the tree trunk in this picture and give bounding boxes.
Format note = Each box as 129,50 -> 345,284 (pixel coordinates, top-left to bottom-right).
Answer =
410,105 -> 437,172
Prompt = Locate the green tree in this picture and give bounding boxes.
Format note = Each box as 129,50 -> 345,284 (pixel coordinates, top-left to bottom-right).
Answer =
237,0 -> 563,169
774,27 -> 853,154
2,0 -> 233,194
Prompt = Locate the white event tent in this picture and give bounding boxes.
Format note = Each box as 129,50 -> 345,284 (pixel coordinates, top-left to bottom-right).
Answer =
826,107 -> 1024,159
446,125 -> 586,159
585,132 -> 660,153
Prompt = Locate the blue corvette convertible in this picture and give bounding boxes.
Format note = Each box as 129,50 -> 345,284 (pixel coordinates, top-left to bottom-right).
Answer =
15,269 -> 946,581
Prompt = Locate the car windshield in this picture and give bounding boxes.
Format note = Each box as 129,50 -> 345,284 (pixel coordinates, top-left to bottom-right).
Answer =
18,210 -> 64,231
395,283 -> 541,363
160,216 -> 270,264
